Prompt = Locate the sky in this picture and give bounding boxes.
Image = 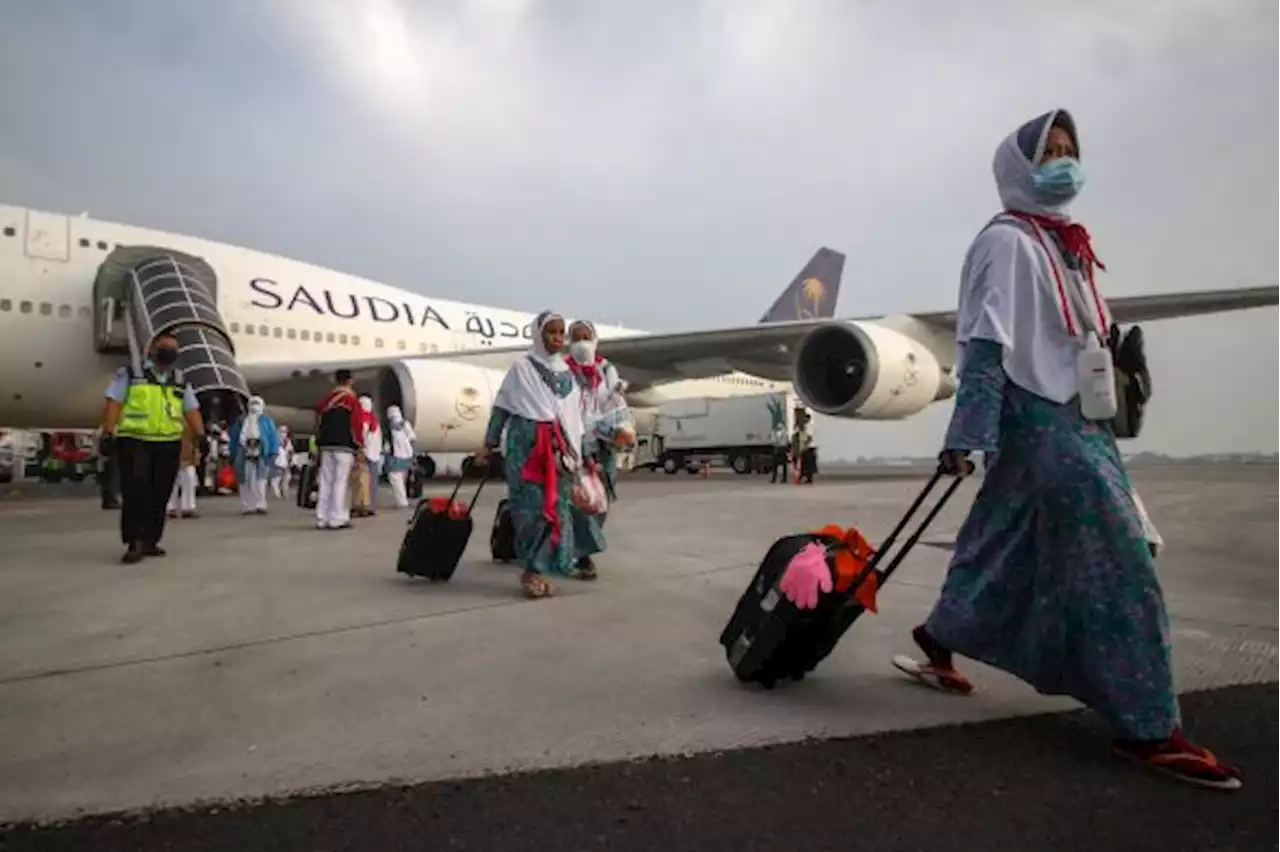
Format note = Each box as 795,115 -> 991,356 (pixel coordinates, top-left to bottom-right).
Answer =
0,0 -> 1276,458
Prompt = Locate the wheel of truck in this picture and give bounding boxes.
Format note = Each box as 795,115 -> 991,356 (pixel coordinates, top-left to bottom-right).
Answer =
419,455 -> 437,480
730,454 -> 750,475
662,457 -> 679,475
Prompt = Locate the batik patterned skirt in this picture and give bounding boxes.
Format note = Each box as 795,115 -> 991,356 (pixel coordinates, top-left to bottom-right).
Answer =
926,346 -> 1178,741
501,414 -> 576,577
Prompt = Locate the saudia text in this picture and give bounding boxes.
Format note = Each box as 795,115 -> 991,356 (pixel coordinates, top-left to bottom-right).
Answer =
248,278 -> 534,341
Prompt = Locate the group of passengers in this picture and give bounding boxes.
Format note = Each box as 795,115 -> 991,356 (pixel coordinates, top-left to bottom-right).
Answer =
311,371 -> 421,529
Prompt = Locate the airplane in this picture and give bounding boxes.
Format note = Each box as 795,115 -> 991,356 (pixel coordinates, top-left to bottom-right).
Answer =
0,204 -> 844,472
0,202 -> 1276,477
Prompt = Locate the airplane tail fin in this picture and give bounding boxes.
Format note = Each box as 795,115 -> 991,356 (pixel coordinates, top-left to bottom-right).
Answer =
758,247 -> 845,323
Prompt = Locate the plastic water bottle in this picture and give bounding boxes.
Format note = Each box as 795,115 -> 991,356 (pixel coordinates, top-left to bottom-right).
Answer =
1077,333 -> 1118,420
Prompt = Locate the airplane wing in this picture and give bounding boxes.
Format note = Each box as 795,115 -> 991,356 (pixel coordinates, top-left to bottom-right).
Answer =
245,285 -> 1276,408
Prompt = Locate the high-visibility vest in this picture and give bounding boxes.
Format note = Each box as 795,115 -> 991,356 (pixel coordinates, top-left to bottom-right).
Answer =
116,367 -> 187,442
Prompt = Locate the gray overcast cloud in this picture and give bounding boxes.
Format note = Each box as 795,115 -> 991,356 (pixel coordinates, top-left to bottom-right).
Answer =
0,0 -> 1275,457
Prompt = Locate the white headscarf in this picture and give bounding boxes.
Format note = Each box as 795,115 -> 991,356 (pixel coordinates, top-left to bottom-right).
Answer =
493,310 -> 570,422
241,395 -> 265,444
492,311 -> 584,447
955,109 -> 1108,405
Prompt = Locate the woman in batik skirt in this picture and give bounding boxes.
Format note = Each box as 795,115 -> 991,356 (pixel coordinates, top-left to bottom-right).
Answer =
478,310 -> 584,599
564,319 -> 630,580
891,109 -> 1241,791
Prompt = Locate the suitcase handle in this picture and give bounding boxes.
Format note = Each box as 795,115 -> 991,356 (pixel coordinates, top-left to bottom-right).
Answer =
443,470 -> 487,514
841,464 -> 970,594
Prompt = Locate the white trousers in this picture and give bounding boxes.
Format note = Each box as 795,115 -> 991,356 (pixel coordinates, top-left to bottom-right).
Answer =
167,465 -> 198,514
239,463 -> 269,512
270,466 -> 289,499
316,450 -> 354,528
388,469 -> 410,508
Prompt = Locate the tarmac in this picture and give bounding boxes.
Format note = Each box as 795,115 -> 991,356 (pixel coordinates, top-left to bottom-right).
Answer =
0,463 -> 1276,849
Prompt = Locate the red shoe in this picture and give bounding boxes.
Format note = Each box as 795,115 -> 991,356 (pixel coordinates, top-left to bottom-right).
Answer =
1112,729 -> 1243,791
891,655 -> 974,695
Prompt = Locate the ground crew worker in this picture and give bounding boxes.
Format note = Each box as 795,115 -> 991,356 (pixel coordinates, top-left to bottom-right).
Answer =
99,334 -> 204,563
769,420 -> 790,484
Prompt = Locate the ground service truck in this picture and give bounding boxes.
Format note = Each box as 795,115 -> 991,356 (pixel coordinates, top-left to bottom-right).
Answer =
628,391 -> 804,475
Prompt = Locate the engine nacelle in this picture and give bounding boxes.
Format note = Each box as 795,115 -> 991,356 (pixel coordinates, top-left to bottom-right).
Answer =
792,321 -> 948,420
376,360 -> 504,453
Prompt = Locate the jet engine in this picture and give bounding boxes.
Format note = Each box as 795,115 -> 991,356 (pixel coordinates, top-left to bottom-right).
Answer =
376,360 -> 504,452
792,321 -> 952,419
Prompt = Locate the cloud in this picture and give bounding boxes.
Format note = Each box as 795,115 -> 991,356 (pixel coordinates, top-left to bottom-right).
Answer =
0,0 -> 1275,456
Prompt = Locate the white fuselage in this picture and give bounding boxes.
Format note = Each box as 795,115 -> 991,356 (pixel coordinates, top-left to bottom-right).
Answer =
0,205 -> 783,445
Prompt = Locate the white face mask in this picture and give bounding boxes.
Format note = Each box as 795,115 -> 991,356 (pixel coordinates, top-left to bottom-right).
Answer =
359,397 -> 373,413
249,400 -> 265,415
569,340 -> 597,363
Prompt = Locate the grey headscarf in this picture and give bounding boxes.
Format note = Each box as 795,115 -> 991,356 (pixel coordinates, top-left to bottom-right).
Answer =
992,109 -> 1081,218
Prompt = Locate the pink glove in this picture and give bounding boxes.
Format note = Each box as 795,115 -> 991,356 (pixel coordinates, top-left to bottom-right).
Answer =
778,542 -> 832,610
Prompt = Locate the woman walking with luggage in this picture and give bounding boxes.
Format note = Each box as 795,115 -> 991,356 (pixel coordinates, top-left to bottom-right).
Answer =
564,319 -> 631,581
892,109 -> 1241,791
477,310 -> 584,599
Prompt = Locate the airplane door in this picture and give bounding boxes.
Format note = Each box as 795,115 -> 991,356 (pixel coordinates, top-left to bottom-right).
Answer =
24,210 -> 71,262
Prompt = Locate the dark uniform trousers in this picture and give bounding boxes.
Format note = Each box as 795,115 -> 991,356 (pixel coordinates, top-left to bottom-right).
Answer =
116,437 -> 182,547
770,448 -> 789,483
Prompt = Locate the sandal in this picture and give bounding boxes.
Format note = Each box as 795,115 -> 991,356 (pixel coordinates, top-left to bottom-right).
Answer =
891,654 -> 975,695
521,571 -> 554,599
569,557 -> 598,581
1112,729 -> 1243,791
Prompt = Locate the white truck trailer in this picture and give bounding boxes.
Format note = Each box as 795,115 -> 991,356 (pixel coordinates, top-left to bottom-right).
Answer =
629,391 -> 803,475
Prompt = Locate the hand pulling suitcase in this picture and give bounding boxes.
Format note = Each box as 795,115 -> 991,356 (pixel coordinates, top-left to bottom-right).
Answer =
490,498 -> 517,562
296,463 -> 319,510
719,468 -> 967,688
396,476 -> 486,582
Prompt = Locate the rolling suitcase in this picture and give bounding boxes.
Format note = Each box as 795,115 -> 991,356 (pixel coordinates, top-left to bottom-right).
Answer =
296,464 -> 319,510
490,498 -> 517,562
396,476 -> 486,582
720,468 -> 966,688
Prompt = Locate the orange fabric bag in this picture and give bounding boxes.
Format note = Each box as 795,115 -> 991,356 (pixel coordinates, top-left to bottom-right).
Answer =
810,524 -> 880,613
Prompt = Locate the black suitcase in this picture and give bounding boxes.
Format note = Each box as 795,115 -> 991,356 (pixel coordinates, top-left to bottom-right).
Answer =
296,464 -> 318,509
720,469 -> 966,688
396,477 -> 486,582
490,498 -> 517,562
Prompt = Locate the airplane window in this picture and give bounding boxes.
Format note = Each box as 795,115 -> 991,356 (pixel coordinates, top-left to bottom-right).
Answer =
230,322 -> 240,333
352,335 -> 361,346
96,241 -> 108,250
0,299 -> 10,311
375,338 -> 384,349
78,306 -> 91,318
300,330 -> 310,341
58,305 -> 71,318
419,342 -> 428,354
397,340 -> 406,351
287,329 -> 296,340
245,324 -> 255,335
39,303 -> 52,316
2,226 -> 15,237
79,238 -> 90,248
313,330 -> 322,342
273,327 -> 282,339
339,333 -> 348,345
258,325 -> 269,336
325,332 -> 335,343
430,344 -> 439,353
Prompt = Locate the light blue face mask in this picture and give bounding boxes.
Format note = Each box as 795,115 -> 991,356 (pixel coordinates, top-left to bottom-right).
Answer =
1031,157 -> 1086,202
